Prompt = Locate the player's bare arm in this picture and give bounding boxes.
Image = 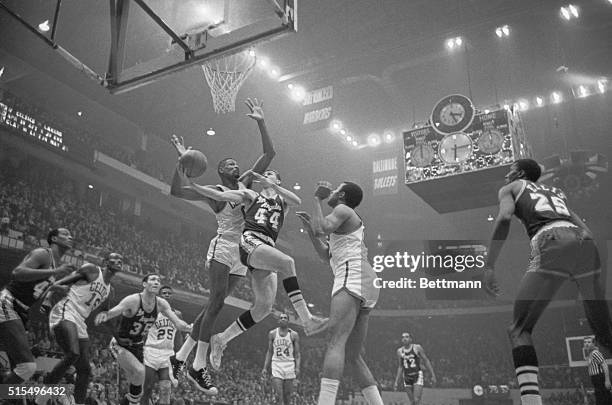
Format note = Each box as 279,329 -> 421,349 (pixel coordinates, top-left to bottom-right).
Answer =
158,297 -> 192,333
262,330 -> 275,377
252,171 -> 301,206
292,331 -> 301,379
240,98 -> 276,188
394,348 -> 404,390
296,211 -> 330,262
187,179 -> 256,205
312,202 -> 352,236
416,345 -> 436,385
95,293 -> 138,325
12,248 -> 74,282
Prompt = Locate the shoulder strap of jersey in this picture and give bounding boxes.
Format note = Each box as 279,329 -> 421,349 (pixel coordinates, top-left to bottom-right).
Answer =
514,179 -> 528,202
47,248 -> 56,269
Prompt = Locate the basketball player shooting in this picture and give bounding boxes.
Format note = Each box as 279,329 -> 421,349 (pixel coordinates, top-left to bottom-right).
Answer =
297,181 -> 383,405
184,169 -> 327,371
169,97 -> 275,394
262,312 -> 301,405
483,158 -> 612,405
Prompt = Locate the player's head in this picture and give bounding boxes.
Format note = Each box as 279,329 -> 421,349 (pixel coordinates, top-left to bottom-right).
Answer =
506,159 -> 542,184
159,285 -> 173,299
263,169 -> 282,187
47,228 -> 73,249
218,158 -> 240,180
584,336 -> 596,351
278,312 -> 289,328
328,182 -> 363,208
142,273 -> 161,293
103,252 -> 123,273
401,332 -> 413,345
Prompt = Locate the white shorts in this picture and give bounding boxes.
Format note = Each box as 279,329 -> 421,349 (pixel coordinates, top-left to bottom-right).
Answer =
332,259 -> 379,309
143,347 -> 172,371
271,361 -> 296,380
49,301 -> 88,339
207,234 -> 247,277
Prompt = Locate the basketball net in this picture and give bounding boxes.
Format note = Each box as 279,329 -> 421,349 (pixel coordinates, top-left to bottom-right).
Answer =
202,49 -> 256,114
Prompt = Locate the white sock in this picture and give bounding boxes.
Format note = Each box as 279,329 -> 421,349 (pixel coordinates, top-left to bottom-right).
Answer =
176,335 -> 197,362
317,378 -> 339,405
192,341 -> 209,370
291,295 -> 313,323
218,321 -> 245,345
361,385 -> 383,405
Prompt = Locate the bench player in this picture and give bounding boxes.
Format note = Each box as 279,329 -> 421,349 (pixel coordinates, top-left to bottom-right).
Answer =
94,274 -> 191,405
484,159 -> 612,405
185,170 -> 327,371
262,313 -> 301,405
169,98 -> 275,393
297,181 -> 383,405
39,253 -> 123,405
393,332 -> 436,405
0,228 -> 74,384
141,285 -> 185,405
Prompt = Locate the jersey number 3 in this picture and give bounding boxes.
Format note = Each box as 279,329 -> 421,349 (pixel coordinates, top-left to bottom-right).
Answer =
530,193 -> 570,216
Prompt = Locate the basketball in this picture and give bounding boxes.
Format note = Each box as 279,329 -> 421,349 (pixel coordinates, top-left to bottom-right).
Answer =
180,149 -> 208,178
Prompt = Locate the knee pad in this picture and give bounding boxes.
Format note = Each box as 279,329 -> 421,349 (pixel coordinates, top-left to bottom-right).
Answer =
15,362 -> 37,381
158,380 -> 171,404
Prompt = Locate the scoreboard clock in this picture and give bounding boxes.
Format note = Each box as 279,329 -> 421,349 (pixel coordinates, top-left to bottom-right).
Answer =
431,94 -> 476,135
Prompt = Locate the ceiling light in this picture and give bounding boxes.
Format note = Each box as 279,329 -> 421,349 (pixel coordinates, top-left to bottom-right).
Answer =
206,128 -> 216,136
38,20 -> 50,32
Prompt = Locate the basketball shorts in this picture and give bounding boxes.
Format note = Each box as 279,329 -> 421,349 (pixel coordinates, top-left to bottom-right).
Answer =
332,259 -> 379,309
0,289 -> 27,324
527,223 -> 601,279
404,370 -> 424,387
0,290 -> 35,364
207,234 -> 247,277
271,361 -> 296,380
109,338 -> 145,384
143,347 -> 172,371
239,231 -> 275,269
49,300 -> 89,339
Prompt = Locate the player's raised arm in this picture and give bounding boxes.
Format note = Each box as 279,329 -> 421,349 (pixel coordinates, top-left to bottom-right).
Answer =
416,345 -> 436,385
158,298 -> 191,333
261,330 -> 275,378
187,177 -> 255,205
296,211 -> 330,262
95,294 -> 137,325
252,171 -> 301,206
12,249 -> 74,282
312,201 -> 351,236
241,98 -> 276,188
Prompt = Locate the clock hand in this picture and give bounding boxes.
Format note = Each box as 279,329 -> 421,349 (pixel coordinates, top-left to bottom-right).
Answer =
450,112 -> 462,123
453,144 -> 457,161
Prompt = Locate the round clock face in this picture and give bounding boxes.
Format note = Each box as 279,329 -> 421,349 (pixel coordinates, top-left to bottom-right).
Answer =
439,133 -> 472,164
411,144 -> 435,167
477,129 -> 504,154
431,94 -> 475,135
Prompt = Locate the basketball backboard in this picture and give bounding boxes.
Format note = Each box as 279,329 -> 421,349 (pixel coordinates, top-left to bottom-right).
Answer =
0,0 -> 297,94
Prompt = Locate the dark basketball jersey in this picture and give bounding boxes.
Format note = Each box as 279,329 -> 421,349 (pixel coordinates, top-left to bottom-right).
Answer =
400,345 -> 421,376
514,180 -> 579,239
6,248 -> 56,307
116,294 -> 158,347
243,194 -> 285,241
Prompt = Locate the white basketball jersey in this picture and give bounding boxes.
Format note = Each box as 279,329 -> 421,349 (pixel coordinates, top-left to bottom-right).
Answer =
145,312 -> 176,352
58,266 -> 110,319
272,328 -> 294,362
215,183 -> 246,240
329,223 -> 368,269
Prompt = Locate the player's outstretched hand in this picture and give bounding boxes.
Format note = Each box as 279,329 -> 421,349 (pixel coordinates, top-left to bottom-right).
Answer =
261,368 -> 268,380
170,135 -> 191,157
55,263 -> 76,278
431,375 -> 437,385
245,98 -> 264,121
314,181 -> 332,200
296,211 -> 312,225
94,311 -> 108,325
252,171 -> 274,187
483,268 -> 500,297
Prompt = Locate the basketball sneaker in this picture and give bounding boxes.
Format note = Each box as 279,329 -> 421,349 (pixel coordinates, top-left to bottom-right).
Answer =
169,355 -> 185,384
187,367 -> 219,395
304,315 -> 329,336
209,334 -> 226,371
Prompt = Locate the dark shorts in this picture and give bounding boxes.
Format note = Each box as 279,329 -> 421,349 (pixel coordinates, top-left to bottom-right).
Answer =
404,370 -> 424,386
0,319 -> 35,365
239,231 -> 274,270
527,225 -> 601,279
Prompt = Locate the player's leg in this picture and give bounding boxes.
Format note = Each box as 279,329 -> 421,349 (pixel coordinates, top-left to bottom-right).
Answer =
140,366 -> 157,405
157,368 -> 172,405
317,289 -> 360,405
271,377 -> 284,405
112,343 -> 146,405
282,378 -> 294,405
73,338 -> 92,404
404,385 -> 415,405
575,273 -> 612,353
247,244 -> 326,334
412,378 -> 424,405
209,270 -> 277,370
0,319 -> 37,383
509,272 -> 564,405
44,320 -> 82,383
344,309 -> 383,405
